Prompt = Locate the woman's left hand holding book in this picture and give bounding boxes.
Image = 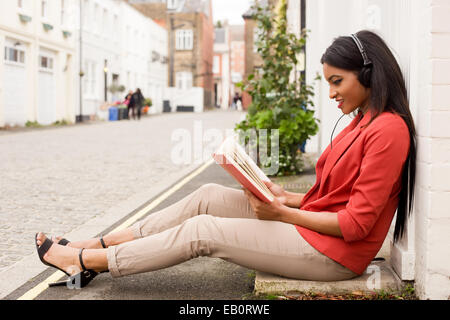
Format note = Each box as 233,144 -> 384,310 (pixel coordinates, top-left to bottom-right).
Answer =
243,181 -> 288,222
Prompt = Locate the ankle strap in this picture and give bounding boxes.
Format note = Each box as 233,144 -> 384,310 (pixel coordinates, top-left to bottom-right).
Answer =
100,237 -> 107,249
79,248 -> 87,272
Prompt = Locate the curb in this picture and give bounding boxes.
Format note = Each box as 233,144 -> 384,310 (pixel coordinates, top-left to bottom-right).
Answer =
254,259 -> 403,296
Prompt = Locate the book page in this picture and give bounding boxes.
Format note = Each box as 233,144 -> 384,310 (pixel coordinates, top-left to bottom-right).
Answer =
234,142 -> 271,183
232,149 -> 270,195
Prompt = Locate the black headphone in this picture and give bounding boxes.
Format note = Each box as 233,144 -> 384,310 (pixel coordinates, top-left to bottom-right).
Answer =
350,34 -> 372,88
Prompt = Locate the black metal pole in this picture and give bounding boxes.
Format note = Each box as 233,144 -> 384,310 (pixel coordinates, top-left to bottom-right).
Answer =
78,0 -> 83,122
169,14 -> 174,87
104,60 -> 108,102
301,0 -> 306,84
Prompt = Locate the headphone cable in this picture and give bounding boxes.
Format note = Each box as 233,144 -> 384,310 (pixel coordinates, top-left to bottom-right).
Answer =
330,114 -> 346,150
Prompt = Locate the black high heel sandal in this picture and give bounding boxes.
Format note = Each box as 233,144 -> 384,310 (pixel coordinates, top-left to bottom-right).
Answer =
35,234 -> 99,288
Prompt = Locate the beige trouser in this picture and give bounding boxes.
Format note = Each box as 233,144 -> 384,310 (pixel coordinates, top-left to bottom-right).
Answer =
106,183 -> 358,281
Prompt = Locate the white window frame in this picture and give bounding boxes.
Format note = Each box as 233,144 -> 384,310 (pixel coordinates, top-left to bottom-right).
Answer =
60,0 -> 66,26
176,29 -> 193,51
39,54 -> 54,73
213,55 -> 220,74
94,3 -> 100,34
167,0 -> 178,10
176,71 -> 193,90
17,0 -> 31,14
83,60 -> 97,98
253,27 -> 263,53
4,46 -> 26,66
41,0 -> 48,20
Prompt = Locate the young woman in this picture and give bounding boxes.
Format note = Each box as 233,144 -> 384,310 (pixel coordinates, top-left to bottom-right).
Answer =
35,30 -> 416,288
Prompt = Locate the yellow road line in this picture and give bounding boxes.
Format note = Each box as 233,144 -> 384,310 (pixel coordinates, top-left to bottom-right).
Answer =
17,160 -> 214,300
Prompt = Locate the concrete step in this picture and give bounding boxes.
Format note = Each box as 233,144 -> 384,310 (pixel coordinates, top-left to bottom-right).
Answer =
254,259 -> 402,296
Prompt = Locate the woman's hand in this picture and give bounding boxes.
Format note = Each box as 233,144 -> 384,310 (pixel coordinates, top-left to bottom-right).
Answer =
243,186 -> 287,222
263,180 -> 288,205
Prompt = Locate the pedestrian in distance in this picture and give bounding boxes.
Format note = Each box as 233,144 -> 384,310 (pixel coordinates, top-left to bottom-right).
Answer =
133,88 -> 145,121
231,92 -> 240,110
124,90 -> 135,120
35,30 -> 416,289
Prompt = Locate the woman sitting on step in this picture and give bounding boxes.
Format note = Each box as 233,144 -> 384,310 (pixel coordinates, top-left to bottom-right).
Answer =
35,30 -> 416,288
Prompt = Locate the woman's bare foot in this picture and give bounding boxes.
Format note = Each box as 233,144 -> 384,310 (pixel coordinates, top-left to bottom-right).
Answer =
36,232 -> 82,276
52,228 -> 135,250
51,236 -> 105,249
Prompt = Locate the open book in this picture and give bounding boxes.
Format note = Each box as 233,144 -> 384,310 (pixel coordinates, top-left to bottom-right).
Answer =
212,136 -> 274,203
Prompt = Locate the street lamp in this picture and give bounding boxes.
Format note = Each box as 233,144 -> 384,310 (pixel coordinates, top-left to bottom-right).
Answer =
77,0 -> 83,123
104,60 -> 108,102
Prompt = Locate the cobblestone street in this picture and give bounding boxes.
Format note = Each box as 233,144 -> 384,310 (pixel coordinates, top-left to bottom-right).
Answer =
0,110 -> 245,273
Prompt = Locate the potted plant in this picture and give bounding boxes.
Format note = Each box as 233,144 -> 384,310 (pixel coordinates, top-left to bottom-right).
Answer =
142,98 -> 152,115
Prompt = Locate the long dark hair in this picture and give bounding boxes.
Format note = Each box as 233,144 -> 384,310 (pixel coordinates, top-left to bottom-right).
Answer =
320,30 -> 417,243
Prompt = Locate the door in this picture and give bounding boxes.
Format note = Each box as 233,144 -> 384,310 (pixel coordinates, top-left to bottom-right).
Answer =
3,40 -> 27,126
37,49 -> 56,125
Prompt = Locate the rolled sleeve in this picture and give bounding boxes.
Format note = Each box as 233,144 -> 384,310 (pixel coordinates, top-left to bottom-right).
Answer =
337,118 -> 410,243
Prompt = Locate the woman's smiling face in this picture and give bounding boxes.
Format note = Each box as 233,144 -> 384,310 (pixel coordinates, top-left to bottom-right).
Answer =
323,63 -> 371,115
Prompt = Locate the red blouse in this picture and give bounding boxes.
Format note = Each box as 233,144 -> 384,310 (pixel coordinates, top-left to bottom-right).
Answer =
296,111 -> 410,275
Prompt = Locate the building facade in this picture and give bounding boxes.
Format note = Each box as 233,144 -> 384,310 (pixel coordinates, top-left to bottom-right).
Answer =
229,25 -> 245,98
127,0 -> 214,109
0,0 -> 169,126
0,0 -> 77,127
213,24 -> 231,109
76,0 -> 168,120
287,0 -> 450,300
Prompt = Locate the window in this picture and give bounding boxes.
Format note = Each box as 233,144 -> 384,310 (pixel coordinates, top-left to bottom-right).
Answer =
167,0 -> 178,10
102,9 -> 107,36
176,72 -> 193,90
176,30 -> 193,50
94,4 -> 100,34
83,60 -> 97,97
4,46 -> 25,64
113,15 -> 119,42
39,55 -> 54,70
214,29 -> 225,44
213,56 -> 220,74
253,27 -> 263,53
41,0 -> 48,19
83,0 -> 89,29
61,0 -> 66,25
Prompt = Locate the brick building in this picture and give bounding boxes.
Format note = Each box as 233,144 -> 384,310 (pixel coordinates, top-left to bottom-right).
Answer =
126,0 -> 214,109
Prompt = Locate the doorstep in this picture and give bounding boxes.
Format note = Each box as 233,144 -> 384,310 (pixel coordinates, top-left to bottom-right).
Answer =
254,259 -> 402,296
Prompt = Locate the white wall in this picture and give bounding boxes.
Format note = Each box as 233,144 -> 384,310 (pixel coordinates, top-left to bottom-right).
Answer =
411,0 -> 450,300
0,0 -> 77,127
164,87 -> 204,113
304,0 -> 450,300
